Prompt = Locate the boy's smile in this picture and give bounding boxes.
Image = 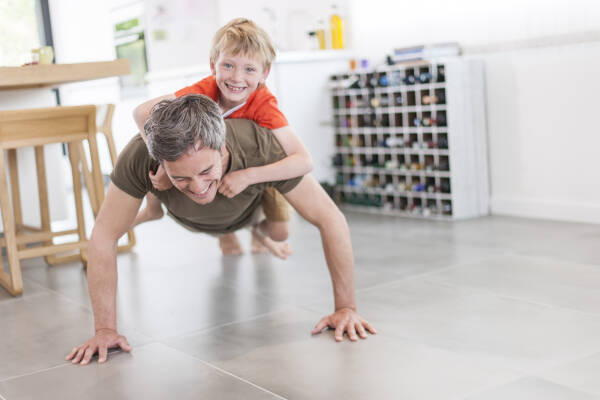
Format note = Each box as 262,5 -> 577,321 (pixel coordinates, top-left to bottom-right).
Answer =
211,51 -> 269,112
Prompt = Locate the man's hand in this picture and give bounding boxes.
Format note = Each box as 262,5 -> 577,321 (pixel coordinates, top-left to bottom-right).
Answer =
311,308 -> 376,342
149,164 -> 173,191
66,329 -> 132,365
218,170 -> 252,198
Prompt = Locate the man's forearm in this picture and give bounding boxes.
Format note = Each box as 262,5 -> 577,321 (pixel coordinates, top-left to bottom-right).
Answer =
318,211 -> 357,311
87,238 -> 119,332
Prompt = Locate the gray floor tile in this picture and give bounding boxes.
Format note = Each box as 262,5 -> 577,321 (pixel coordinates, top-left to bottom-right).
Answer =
465,377 -> 600,400
165,308 -> 519,400
2,213 -> 599,399
0,343 -> 282,400
429,254 -> 600,315
307,278 -> 600,372
537,352 -> 600,396
0,292 -> 149,381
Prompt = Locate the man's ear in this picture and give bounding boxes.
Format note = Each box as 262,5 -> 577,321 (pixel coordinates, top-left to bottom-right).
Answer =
220,142 -> 227,154
210,59 -> 216,75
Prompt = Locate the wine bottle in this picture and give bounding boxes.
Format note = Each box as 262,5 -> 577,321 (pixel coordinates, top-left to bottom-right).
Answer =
418,72 -> 432,84
422,95 -> 438,105
403,75 -> 416,85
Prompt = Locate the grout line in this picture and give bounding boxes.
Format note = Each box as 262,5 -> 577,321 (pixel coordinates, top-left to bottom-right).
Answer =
432,277 -> 600,319
160,306 -> 300,342
354,252 -> 503,294
22,277 -> 161,342
0,362 -> 70,384
529,348 -> 600,378
164,346 -> 288,400
22,276 -> 94,314
198,360 -> 288,400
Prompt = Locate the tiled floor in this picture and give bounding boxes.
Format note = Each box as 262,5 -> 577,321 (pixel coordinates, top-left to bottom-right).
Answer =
1,212 -> 599,399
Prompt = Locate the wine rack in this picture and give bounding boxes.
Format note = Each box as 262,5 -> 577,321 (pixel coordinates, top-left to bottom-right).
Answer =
329,59 -> 489,219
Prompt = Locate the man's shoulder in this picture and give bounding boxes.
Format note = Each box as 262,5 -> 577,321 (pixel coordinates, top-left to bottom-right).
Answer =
121,134 -> 151,159
225,118 -> 270,141
224,119 -> 286,169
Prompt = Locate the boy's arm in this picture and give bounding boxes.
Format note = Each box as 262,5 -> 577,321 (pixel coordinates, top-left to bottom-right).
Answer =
133,93 -> 176,142
218,125 -> 314,197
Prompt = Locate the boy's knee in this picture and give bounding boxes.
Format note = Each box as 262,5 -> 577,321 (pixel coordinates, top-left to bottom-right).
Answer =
264,221 -> 289,242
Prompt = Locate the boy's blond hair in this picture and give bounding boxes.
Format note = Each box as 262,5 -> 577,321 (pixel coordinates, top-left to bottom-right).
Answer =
210,18 -> 276,70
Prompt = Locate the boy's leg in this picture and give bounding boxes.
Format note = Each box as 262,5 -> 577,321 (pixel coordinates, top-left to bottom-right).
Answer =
251,188 -> 292,259
133,192 -> 164,227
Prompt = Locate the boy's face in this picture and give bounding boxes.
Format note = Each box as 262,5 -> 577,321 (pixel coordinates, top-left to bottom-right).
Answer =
210,50 -> 270,108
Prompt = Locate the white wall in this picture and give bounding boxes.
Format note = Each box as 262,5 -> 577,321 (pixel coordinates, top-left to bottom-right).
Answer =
349,0 -> 600,223
49,0 -> 123,173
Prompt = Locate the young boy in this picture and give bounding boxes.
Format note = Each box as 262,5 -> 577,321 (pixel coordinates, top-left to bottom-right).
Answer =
131,18 -> 313,259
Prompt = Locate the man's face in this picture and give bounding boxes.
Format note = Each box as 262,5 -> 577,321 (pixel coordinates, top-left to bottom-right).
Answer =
162,145 -> 225,205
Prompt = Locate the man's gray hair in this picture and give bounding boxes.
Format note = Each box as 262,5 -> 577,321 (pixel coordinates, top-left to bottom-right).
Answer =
144,94 -> 226,162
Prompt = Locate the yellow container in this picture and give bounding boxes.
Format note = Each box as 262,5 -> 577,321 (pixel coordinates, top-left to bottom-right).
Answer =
32,46 -> 54,64
330,10 -> 344,49
316,29 -> 326,50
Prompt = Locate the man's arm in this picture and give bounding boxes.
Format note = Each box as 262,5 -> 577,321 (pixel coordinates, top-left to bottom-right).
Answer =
283,175 -> 376,341
66,183 -> 143,364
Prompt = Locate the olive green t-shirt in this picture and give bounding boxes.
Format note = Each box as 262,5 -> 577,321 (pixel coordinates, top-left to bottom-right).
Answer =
110,119 -> 302,234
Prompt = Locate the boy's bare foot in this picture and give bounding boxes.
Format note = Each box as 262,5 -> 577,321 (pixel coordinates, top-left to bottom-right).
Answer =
219,233 -> 243,256
251,228 -> 292,260
251,234 -> 269,254
133,206 -> 164,227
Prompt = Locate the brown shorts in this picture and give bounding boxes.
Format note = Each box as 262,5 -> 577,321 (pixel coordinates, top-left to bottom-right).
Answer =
261,187 -> 290,222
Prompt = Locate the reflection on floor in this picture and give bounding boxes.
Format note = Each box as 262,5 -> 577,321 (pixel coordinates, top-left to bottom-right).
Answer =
1,212 -> 600,399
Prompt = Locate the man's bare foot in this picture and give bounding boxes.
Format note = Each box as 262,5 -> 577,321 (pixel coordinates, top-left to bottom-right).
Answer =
133,205 -> 164,227
251,228 -> 292,260
219,233 -> 243,256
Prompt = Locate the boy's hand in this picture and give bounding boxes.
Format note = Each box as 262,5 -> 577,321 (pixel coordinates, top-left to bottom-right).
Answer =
149,164 -> 173,191
218,170 -> 252,198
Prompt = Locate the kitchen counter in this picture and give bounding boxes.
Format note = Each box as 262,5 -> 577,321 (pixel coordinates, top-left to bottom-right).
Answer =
0,59 -> 130,90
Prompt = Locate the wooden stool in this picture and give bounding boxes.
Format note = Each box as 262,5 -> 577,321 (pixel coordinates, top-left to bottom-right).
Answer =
78,104 -> 135,252
0,105 -> 103,296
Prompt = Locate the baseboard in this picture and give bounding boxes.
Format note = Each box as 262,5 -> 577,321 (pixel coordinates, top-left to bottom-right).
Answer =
490,195 -> 600,224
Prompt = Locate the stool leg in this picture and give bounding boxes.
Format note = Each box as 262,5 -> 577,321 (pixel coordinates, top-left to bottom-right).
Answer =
78,141 -> 99,216
7,149 -> 25,251
87,133 -> 105,205
0,150 -> 23,296
68,142 -> 88,267
35,146 -> 55,265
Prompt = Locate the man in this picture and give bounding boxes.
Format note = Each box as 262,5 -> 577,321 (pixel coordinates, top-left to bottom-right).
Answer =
67,95 -> 376,365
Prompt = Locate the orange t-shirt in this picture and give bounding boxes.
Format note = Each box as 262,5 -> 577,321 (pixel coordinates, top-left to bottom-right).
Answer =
175,75 -> 288,130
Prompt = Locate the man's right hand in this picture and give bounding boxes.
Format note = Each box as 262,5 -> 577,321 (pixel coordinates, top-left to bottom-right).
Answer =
66,329 -> 131,365
149,164 -> 173,191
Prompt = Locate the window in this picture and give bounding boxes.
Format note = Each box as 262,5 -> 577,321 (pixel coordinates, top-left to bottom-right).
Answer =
0,0 -> 49,66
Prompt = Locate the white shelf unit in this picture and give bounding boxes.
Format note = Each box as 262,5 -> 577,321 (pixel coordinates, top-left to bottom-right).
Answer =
329,58 -> 489,219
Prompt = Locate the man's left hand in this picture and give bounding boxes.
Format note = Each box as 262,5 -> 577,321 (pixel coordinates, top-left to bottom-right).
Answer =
311,308 -> 376,342
218,170 -> 251,198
